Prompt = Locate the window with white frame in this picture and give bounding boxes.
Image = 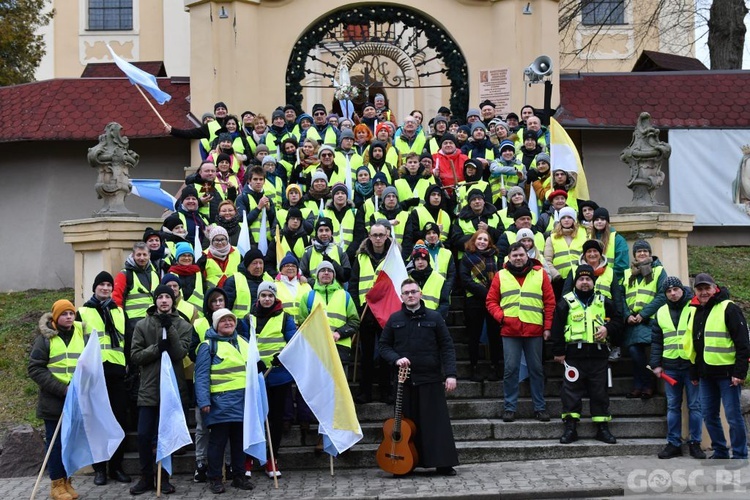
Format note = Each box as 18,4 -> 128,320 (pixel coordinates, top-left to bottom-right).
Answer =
88,0 -> 133,31
581,0 -> 626,26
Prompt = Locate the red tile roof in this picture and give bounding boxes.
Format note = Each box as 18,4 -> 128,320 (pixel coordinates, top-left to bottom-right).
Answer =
0,77 -> 193,142
557,71 -> 750,129
81,61 -> 168,78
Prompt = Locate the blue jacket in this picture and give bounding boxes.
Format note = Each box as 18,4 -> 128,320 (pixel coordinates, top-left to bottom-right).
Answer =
194,328 -> 245,426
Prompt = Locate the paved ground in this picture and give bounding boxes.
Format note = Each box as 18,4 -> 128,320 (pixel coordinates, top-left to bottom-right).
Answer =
9,455 -> 750,499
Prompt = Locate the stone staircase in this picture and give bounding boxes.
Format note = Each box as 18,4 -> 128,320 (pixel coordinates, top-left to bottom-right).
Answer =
121,294 -> 666,474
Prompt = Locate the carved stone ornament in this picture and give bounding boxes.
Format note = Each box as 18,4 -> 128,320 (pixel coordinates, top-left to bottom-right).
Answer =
618,112 -> 671,214
733,144 -> 750,216
88,122 -> 139,216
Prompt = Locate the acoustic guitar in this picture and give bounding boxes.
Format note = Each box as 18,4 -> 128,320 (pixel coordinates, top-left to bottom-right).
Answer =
376,365 -> 418,475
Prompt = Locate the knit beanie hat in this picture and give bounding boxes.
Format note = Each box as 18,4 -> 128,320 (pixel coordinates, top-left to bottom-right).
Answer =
243,248 -> 264,268
92,271 -> 114,292
318,144 -> 335,156
311,170 -> 328,185
153,284 -> 175,304
180,185 -> 199,203
316,260 -> 336,279
382,186 -> 398,200
440,133 -> 457,146
592,207 -> 610,223
257,281 -> 277,297
161,273 -> 180,286
287,207 -> 303,221
312,103 -> 326,115
466,108 -> 481,119
216,152 -> 232,165
574,264 -> 596,283
211,308 -> 236,331
507,186 -> 525,202
372,172 -> 388,185
262,155 -> 277,166
174,242 -> 193,260
471,121 -> 487,133
331,183 -> 348,197
286,184 -> 302,197
316,217 -> 333,232
255,145 -> 269,155
339,129 -> 355,140
410,240 -> 429,261
163,213 -> 182,231
217,133 -> 233,145
499,140 -> 515,152
468,189 -> 485,202
516,228 -> 535,242
536,152 -> 551,165
559,207 -> 577,221
214,101 -> 228,112
423,222 -> 440,235
663,276 -> 684,291
51,300 -> 76,325
280,252 -> 299,269
142,227 -> 162,244
271,109 -> 285,121
632,239 -> 652,256
434,115 -> 448,125
582,239 -> 603,255
548,189 -> 568,201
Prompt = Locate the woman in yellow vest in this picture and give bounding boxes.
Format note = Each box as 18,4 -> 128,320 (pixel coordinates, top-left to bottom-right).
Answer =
544,206 -> 587,300
250,282 -> 297,478
194,309 -> 254,493
618,239 -> 667,399
199,226 -> 241,290
408,242 -> 450,319
588,207 -> 629,283
29,300 -> 83,500
274,252 -> 312,323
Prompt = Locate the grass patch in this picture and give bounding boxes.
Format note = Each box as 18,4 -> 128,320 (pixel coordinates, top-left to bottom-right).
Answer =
0,289 -> 73,432
688,246 -> 750,315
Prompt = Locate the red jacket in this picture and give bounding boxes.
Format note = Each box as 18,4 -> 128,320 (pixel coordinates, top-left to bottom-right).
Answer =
433,149 -> 467,195
485,261 -> 556,337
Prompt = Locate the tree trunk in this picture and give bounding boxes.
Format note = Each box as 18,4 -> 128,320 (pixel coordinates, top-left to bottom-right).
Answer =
708,0 -> 748,69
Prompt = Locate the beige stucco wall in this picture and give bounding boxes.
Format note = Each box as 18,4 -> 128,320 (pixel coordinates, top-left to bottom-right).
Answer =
0,139 -> 189,292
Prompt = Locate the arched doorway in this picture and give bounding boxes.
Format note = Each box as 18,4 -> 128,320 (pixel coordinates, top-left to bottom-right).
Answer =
285,4 -> 469,120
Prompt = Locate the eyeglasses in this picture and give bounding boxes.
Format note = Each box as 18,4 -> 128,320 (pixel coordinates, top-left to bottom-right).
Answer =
313,112 -> 326,116
213,237 -> 228,244
402,290 -> 420,295
320,153 -> 333,158
370,233 -> 387,239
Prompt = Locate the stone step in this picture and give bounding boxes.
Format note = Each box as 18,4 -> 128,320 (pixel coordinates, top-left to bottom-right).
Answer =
120,438 -> 664,474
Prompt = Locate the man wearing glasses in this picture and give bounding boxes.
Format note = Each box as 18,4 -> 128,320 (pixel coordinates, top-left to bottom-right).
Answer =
379,278 -> 459,476
305,103 -> 340,146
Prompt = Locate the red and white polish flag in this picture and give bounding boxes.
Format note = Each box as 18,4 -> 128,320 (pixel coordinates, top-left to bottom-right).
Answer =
365,241 -> 409,328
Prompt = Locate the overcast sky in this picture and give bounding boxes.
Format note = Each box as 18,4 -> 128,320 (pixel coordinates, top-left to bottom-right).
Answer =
694,0 -> 750,68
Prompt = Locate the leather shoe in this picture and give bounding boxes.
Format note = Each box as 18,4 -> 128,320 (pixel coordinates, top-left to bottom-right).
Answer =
625,389 -> 642,399
109,469 -> 132,483
640,388 -> 654,399
436,467 -> 457,476
94,470 -> 107,486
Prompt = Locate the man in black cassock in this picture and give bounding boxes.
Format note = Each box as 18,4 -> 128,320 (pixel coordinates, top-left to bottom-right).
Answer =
379,278 -> 459,476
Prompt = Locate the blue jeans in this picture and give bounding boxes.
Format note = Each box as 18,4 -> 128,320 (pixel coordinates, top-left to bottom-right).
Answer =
664,368 -> 702,447
699,377 -> 748,459
502,336 -> 545,412
44,419 -> 66,480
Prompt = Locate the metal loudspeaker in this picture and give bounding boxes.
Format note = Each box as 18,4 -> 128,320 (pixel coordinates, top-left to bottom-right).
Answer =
524,55 -> 553,83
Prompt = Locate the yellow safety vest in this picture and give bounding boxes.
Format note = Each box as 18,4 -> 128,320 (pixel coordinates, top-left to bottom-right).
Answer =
551,227 -> 587,279
568,263 -> 614,300
254,314 -> 287,366
497,207 -> 538,230
334,151 -> 364,183
242,195 -> 274,246
324,206 -> 357,250
414,205 -> 450,242
204,336 -> 248,393
623,266 -> 663,313
306,126 -> 338,146
308,245 -> 344,276
231,272 -> 274,319
176,299 -> 199,324
497,268 -> 544,325
48,322 -> 85,384
684,301 -> 734,366
356,253 -> 384,306
456,181 -> 490,211
372,210 -> 409,247
278,233 -> 308,260
194,317 -> 210,345
204,251 -> 242,290
394,178 -> 434,210
122,267 -> 159,320
263,177 -> 285,208
563,292 -> 606,344
418,272 -> 445,311
656,304 -> 691,360
393,132 -> 427,157
430,247 -> 452,279
489,164 -> 521,203
77,306 -> 125,366
186,272 -> 206,312
304,288 -> 352,348
275,280 -> 312,320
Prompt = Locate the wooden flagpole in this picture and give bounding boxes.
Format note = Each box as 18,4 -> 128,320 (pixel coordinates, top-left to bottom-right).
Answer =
134,84 -> 169,128
30,414 -> 63,500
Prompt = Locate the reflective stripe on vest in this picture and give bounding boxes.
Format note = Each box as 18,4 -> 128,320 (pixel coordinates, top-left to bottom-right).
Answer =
206,337 -> 248,393
563,292 -> 606,344
432,248 -> 452,279
497,268 -> 544,325
305,289 -> 352,348
456,181 -> 490,210
77,306 -> 125,366
232,274 -> 251,318
123,268 -> 159,319
309,246 -> 343,276
420,272 -> 445,311
204,251 -> 241,289
686,301 -> 735,366
656,303 -> 691,360
551,227 -> 587,279
275,281 -> 311,319
325,207 -> 357,250
186,273 -> 205,311
48,323 -> 85,384
356,254 -> 380,306
254,314 -> 287,366
623,266 -> 663,313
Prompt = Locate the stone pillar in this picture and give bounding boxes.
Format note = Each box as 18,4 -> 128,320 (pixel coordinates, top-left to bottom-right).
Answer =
60,217 -> 163,308
610,213 -> 694,282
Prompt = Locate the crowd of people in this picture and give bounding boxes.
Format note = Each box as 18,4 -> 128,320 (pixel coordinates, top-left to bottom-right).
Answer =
29,98 -> 749,498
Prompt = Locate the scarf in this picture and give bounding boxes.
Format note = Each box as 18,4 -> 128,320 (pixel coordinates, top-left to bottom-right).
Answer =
505,258 -> 534,277
82,295 -> 120,348
628,260 -> 654,286
278,275 -> 299,298
168,264 -> 201,277
216,213 -> 241,236
355,180 -> 373,198
467,248 -> 498,287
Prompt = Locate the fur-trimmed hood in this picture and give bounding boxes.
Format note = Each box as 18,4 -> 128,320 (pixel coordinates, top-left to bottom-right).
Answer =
38,312 -> 59,339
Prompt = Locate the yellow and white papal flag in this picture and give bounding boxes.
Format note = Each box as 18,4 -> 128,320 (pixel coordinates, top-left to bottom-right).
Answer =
549,117 -> 590,200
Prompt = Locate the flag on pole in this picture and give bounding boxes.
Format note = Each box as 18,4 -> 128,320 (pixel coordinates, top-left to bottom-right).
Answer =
237,210 -> 251,257
364,240 -> 409,328
549,117 -> 589,200
130,179 -> 177,210
275,229 -> 284,269
278,304 -> 362,456
243,320 -> 268,464
528,185 -> 540,219
193,229 -> 203,261
61,330 -> 125,474
156,329 -> 192,476
258,208 -> 269,256
106,44 -> 171,105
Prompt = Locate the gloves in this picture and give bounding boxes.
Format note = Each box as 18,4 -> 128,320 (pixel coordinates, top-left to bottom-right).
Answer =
257,360 -> 268,374
271,353 -> 282,367
159,314 -> 172,329
402,197 -> 420,209
526,168 -> 540,183
158,338 -> 170,353
227,186 -> 237,201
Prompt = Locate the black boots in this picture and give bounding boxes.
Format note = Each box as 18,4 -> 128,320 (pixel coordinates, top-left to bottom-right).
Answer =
595,422 -> 617,444
469,365 -> 483,382
129,475 -> 154,495
559,418 -> 578,444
